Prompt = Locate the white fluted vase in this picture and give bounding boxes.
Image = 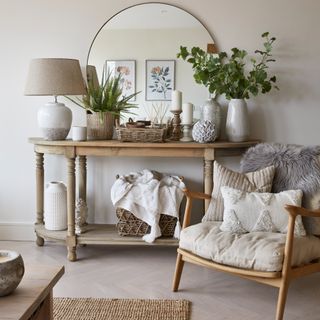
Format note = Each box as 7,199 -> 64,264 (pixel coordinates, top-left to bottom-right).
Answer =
44,181 -> 67,230
226,99 -> 250,142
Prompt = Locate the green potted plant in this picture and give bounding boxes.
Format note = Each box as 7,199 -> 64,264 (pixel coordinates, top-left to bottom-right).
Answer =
67,70 -> 139,140
177,32 -> 278,142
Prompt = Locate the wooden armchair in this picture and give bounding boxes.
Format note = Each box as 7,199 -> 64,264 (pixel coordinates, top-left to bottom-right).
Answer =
172,189 -> 320,320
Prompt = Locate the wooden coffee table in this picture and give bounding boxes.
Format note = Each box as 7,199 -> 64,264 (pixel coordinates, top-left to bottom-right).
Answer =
0,264 -> 64,320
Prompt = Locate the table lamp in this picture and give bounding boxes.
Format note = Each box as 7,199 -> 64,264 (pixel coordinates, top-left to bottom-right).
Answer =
24,58 -> 86,140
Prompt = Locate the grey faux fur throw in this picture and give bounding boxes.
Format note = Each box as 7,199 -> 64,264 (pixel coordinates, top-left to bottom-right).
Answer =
240,143 -> 320,199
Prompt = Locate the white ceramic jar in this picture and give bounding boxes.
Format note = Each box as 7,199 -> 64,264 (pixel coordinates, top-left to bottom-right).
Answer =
200,98 -> 221,139
38,102 -> 72,140
44,181 -> 67,230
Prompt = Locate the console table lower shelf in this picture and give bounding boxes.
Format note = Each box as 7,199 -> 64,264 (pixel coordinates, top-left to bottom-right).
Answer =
35,224 -> 178,246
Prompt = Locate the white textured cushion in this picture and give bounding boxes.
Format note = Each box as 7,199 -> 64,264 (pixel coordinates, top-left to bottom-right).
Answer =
180,222 -> 320,272
220,187 -> 306,237
202,162 -> 275,222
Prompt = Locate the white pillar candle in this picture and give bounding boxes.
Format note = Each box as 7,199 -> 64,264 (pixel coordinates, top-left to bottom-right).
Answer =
182,103 -> 193,124
171,90 -> 182,111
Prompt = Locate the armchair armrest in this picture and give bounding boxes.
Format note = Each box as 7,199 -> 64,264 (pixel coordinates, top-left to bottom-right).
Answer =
281,204 -> 320,277
183,189 -> 211,200
285,205 -> 320,218
181,189 -> 212,229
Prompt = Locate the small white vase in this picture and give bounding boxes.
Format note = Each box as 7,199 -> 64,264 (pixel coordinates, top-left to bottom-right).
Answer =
226,99 -> 250,142
201,98 -> 221,139
44,181 -> 67,231
38,102 -> 72,140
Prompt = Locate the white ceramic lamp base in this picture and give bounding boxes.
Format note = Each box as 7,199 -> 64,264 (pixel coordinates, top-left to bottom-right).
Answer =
38,102 -> 72,140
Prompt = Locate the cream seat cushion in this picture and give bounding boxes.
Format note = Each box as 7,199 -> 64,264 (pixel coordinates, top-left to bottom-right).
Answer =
180,222 -> 320,272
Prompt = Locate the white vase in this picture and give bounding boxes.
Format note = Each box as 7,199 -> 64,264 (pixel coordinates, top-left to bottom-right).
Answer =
38,102 -> 72,140
226,99 -> 250,142
87,112 -> 114,140
44,181 -> 67,231
200,98 -> 221,139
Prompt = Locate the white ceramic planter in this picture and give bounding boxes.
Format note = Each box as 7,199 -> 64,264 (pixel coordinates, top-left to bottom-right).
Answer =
38,102 -> 72,140
44,181 -> 67,231
226,99 -> 250,142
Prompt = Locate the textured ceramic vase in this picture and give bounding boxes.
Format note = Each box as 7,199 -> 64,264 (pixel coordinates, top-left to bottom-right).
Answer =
38,102 -> 72,140
201,98 -> 221,139
192,120 -> 216,143
0,250 -> 24,296
226,99 -> 250,142
44,181 -> 67,230
87,112 -> 114,140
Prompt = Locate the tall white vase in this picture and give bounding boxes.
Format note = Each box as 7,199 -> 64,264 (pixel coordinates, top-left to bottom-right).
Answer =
201,98 -> 221,139
44,181 -> 67,231
226,99 -> 250,142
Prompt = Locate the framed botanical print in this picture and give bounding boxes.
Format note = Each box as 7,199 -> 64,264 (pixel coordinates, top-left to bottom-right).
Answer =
145,60 -> 175,101
105,60 -> 136,100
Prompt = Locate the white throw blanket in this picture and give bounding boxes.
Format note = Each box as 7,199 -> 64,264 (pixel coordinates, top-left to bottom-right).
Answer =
111,169 -> 186,243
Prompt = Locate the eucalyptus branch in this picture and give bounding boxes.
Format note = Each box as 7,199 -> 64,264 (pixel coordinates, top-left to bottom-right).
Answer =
178,32 -> 278,100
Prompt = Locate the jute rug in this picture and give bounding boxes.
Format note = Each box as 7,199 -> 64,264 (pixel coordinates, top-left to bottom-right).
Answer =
53,297 -> 190,320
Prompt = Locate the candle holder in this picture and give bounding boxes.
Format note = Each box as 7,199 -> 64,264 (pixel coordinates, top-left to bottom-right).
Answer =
170,110 -> 182,141
180,124 -> 193,142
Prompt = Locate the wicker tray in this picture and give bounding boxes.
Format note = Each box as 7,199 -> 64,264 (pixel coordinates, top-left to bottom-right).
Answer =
116,127 -> 166,143
116,207 -> 177,237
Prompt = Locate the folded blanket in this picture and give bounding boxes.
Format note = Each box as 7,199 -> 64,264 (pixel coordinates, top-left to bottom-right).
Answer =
111,169 -> 186,242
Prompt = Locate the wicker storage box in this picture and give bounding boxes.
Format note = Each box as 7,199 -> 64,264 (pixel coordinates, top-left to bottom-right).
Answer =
116,207 -> 177,237
116,127 -> 166,143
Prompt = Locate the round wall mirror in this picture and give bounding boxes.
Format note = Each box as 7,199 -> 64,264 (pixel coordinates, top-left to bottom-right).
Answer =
87,3 -> 215,120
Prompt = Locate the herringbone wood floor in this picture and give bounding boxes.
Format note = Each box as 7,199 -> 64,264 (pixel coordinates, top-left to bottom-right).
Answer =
1,241 -> 320,320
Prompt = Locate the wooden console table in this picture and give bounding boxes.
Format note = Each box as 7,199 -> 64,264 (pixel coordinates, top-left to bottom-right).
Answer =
29,138 -> 258,261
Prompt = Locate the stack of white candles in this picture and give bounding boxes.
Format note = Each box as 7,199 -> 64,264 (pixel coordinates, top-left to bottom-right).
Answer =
171,90 -> 193,124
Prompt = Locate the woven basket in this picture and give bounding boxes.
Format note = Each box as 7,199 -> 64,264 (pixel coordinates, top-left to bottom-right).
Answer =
116,207 -> 177,237
116,127 -> 166,143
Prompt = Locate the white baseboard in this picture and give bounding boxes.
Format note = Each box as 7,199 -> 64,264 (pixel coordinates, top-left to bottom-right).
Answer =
0,223 -> 35,241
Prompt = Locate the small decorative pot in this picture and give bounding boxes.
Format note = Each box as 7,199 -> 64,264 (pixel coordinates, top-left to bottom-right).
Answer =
44,181 -> 67,230
0,250 -> 24,296
226,99 -> 250,142
87,111 -> 114,140
200,98 -> 221,139
192,120 -> 216,143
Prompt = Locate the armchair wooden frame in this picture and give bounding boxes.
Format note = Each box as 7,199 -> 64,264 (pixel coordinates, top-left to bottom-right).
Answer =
172,189 -> 320,320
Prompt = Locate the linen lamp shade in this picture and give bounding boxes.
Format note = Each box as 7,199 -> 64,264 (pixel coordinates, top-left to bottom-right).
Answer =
25,58 -> 86,140
24,58 -> 86,96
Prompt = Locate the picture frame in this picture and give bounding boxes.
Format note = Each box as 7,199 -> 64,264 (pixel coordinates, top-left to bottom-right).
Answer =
105,60 -> 136,101
145,60 -> 175,101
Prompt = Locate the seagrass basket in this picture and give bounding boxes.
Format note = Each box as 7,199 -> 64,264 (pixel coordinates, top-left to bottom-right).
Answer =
116,127 -> 166,143
116,207 -> 177,237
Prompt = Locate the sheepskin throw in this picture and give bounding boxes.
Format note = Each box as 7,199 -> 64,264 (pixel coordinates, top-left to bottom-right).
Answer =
240,143 -> 320,234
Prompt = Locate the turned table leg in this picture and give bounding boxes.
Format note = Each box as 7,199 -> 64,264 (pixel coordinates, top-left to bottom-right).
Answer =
35,152 -> 44,246
78,155 -> 87,203
67,156 -> 77,261
203,149 -> 215,212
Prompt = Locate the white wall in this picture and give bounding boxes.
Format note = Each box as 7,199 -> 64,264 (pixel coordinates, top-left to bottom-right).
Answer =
1,0 -> 320,239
